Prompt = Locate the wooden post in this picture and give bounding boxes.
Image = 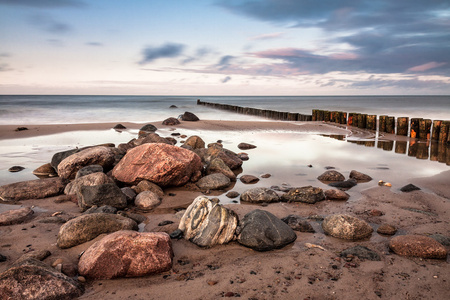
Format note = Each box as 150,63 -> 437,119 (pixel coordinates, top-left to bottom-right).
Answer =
366,115 -> 377,130
408,140 -> 418,157
312,110 -> 317,121
437,142 -> 446,163
379,115 -> 387,133
439,121 -> 450,143
416,143 -> 429,160
419,119 -> 432,140
395,141 -> 407,154
340,112 -> 347,124
431,120 -> 442,141
358,114 -> 367,129
386,117 -> 395,134
397,117 -> 409,136
318,110 -> 324,121
347,113 -> 354,126
324,111 -> 330,122
410,118 -> 421,138
430,142 -> 438,161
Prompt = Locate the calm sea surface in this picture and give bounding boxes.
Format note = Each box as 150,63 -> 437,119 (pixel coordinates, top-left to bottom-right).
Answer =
0,95 -> 449,125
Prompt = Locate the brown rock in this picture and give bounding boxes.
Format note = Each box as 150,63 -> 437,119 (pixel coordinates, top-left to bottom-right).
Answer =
237,142 -> 256,150
377,224 -> 397,235
32,163 -> 58,177
57,146 -> 116,180
349,170 -> 372,182
162,117 -> 180,126
112,143 -> 202,186
317,170 -> 345,181
325,189 -> 350,200
206,158 -> 236,181
240,175 -> 259,184
135,191 -> 161,211
389,235 -> 447,259
134,180 -> 164,198
78,230 -> 173,279
0,207 -> 34,226
64,172 -> 113,195
184,135 -> 205,149
322,214 -> 373,240
281,186 -> 325,204
0,177 -> 65,202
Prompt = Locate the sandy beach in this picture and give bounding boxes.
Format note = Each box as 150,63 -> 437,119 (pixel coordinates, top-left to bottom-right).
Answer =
0,120 -> 449,300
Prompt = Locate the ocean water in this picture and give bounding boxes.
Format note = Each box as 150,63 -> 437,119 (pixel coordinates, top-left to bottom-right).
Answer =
0,95 -> 449,125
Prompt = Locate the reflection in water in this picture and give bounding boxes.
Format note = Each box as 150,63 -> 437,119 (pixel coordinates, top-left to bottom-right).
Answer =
322,134 -> 450,166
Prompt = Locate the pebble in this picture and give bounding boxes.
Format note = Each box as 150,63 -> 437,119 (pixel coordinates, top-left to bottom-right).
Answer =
77,276 -> 86,283
8,166 -> 25,172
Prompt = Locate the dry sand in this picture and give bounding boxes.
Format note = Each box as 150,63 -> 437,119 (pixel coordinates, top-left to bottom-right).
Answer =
0,120 -> 449,300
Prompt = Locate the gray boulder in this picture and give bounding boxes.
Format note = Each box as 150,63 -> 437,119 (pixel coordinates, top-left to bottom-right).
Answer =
281,186 -> 325,204
57,213 -> 138,249
236,209 -> 297,251
240,187 -> 280,203
322,214 -> 373,240
196,173 -> 231,190
75,164 -> 103,179
77,183 -> 127,212
206,158 -> 236,180
179,196 -> 238,247
64,172 -> 113,195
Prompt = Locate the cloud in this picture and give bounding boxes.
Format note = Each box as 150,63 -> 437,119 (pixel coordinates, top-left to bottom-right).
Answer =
85,42 -> 103,47
217,55 -> 234,70
0,0 -> 85,8
181,47 -> 213,64
249,32 -> 284,40
139,43 -> 186,65
0,63 -> 12,72
407,62 -> 447,72
28,14 -> 72,34
221,76 -> 232,83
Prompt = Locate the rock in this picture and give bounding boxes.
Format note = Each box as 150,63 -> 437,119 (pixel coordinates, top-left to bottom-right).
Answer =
32,163 -> 58,177
181,111 -> 199,121
15,127 -> 28,131
78,230 -> 173,279
260,173 -> 271,178
240,188 -> 280,203
340,245 -> 381,261
196,173 -> 231,190
75,164 -> 103,179
217,149 -> 243,170
170,105 -> 177,108
135,191 -> 161,211
206,158 -> 236,180
349,170 -> 372,182
138,124 -> 158,138
134,180 -> 164,198
281,215 -> 315,233
121,187 -> 137,203
377,224 -> 397,235
238,153 -> 249,161
51,148 -> 80,170
184,135 -> 205,149
240,175 -> 259,184
64,172 -> 113,195
17,250 -> 51,263
77,183 -> 127,212
57,213 -> 138,249
0,258 -> 84,299
237,142 -> 256,150
429,234 -> 450,246
226,191 -> 240,198
162,117 -> 180,125
322,214 -> 373,240
113,123 -> 126,130
138,133 -> 172,145
325,189 -> 350,200
236,209 -> 297,251
83,205 -> 117,215
0,207 -> 34,226
8,166 -> 24,172
389,235 -> 447,259
400,183 -> 421,192
317,170 -> 345,181
329,178 -> 357,190
281,186 -> 325,204
0,177 -> 65,202
57,146 -> 116,180
112,143 -> 202,186
179,196 -> 238,247
117,211 -> 147,224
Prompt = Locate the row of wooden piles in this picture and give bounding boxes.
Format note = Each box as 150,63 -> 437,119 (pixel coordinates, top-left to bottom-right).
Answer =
312,109 -> 450,143
197,100 -> 312,121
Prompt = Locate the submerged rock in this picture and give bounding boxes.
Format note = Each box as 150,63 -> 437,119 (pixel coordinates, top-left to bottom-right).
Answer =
281,186 -> 325,204
32,163 -> 58,178
240,175 -> 259,184
78,230 -> 173,279
389,235 -> 447,259
322,214 -> 373,240
8,166 -> 24,172
237,142 -> 256,150
138,124 -> 158,138
179,196 -> 238,247
400,183 -> 421,192
340,245 -> 381,261
281,215 -> 315,233
240,187 -> 280,203
329,178 -> 357,190
237,209 -> 297,251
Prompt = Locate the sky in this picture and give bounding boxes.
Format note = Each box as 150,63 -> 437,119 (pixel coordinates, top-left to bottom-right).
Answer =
0,0 -> 449,95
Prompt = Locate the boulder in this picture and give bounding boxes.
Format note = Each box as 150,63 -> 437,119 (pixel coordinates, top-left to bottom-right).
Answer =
340,245 -> 381,261
240,175 -> 259,184
237,143 -> 256,150
112,143 -> 202,186
179,196 -> 238,247
78,230 -> 173,279
349,170 -> 372,182
317,170 -> 345,181
400,183 -> 421,192
57,213 -> 138,249
82,205 -> 117,215
77,183 -> 127,212
0,258 -> 84,299
162,117 -> 180,126
64,172 -> 113,195
135,191 -> 161,211
0,177 -> 65,202
75,164 -> 103,179
57,146 -> 116,180
240,187 -> 280,203
389,235 -> 447,259
236,209 -> 297,251
206,158 -> 236,180
32,163 -> 58,178
134,180 -> 164,198
198,145 -> 243,170
51,148 -> 80,170
281,215 -> 315,232
184,135 -> 205,149
0,207 -> 34,226
181,111 -> 199,121
281,186 -> 325,204
138,124 -> 158,138
377,224 -> 397,235
113,123 -> 126,130
324,189 -> 350,201
196,173 -> 231,190
322,214 -> 373,240
121,187 -> 137,203
329,178 -> 357,190
138,133 -> 172,145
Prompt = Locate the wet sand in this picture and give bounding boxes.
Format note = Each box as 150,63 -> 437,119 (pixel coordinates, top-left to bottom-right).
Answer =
0,120 -> 449,300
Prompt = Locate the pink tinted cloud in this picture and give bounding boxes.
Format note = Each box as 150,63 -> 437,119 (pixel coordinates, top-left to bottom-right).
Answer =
408,61 -> 447,72
252,48 -> 315,58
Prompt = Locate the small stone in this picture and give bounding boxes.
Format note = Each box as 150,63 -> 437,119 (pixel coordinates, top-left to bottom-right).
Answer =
77,276 -> 86,283
52,258 -> 64,268
224,292 -> 235,297
317,170 -> 345,181
113,124 -> 127,130
324,189 -> 349,201
15,127 -> 28,131
369,209 -> 384,216
226,191 -> 240,198
207,280 -> 218,286
237,143 -> 256,150
377,224 -> 397,235
400,184 -> 421,192
261,173 -> 271,178
240,175 -> 259,184
8,166 -> 25,172
349,170 -> 372,182
389,235 -> 447,259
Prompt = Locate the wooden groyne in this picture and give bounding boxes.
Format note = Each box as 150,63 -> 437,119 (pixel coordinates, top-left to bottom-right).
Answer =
313,109 -> 450,143
197,99 -> 312,121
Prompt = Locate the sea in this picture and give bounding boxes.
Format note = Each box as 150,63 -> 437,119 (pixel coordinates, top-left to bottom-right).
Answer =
1,95 -> 450,125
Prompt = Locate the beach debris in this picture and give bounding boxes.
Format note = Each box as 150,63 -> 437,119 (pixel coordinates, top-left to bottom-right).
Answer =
322,214 -> 373,240
349,170 -> 372,182
389,235 -> 448,259
281,215 -> 315,232
179,196 -> 238,247
340,245 -> 381,261
378,180 -> 392,187
317,170 -> 345,181
162,117 -> 180,125
78,231 -> 173,279
236,209 -> 297,251
240,174 -> 259,184
0,207 -> 34,226
400,183 -> 421,192
51,211 -> 63,217
324,189 -> 350,201
281,186 -> 325,204
0,177 -> 65,202
237,142 -> 256,150
304,243 -> 326,251
14,127 -> 28,131
8,166 -> 25,172
240,187 -> 280,203
181,111 -> 199,121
